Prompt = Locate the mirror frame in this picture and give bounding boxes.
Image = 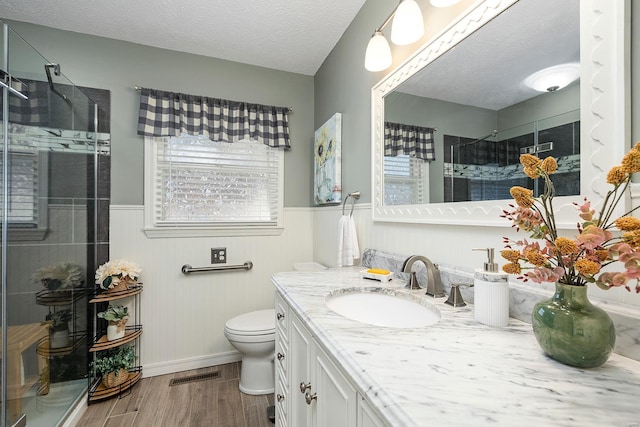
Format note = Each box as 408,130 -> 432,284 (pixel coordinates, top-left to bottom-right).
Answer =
372,0 -> 629,227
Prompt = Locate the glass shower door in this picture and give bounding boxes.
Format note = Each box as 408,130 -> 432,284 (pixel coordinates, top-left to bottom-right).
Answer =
2,22 -> 101,427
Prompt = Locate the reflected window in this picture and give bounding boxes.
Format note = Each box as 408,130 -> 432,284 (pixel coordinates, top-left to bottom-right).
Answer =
384,154 -> 428,205
0,148 -> 48,236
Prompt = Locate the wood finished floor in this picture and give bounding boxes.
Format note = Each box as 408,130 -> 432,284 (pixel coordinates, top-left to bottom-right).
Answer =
78,362 -> 275,427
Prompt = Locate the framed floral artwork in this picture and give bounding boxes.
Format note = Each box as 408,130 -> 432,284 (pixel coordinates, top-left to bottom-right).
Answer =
314,113 -> 342,205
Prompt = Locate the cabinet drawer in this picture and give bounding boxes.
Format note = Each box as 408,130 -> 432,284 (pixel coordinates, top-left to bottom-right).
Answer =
275,335 -> 288,378
275,376 -> 288,425
275,293 -> 289,339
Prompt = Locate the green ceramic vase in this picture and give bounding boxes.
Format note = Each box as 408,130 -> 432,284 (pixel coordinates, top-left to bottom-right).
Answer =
531,282 -> 615,368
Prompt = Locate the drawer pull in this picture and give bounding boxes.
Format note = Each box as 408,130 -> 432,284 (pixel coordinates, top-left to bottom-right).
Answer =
305,392 -> 317,405
277,352 -> 285,361
299,382 -> 311,393
277,312 -> 285,321
277,394 -> 285,402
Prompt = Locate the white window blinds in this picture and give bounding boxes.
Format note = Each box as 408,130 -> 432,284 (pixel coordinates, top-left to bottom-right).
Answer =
150,136 -> 283,227
383,155 -> 428,205
0,151 -> 39,226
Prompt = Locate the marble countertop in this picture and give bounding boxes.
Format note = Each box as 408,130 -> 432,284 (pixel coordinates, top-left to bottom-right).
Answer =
272,268 -> 640,427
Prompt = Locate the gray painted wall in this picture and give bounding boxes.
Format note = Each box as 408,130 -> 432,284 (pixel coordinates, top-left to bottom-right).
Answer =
4,20 -> 315,207
4,0 -> 637,207
385,92 -> 497,203
315,0 -> 638,204
313,0 -> 479,204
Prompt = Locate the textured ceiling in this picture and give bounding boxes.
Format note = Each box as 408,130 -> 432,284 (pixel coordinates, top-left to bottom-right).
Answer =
398,0 -> 580,111
0,0 -> 366,76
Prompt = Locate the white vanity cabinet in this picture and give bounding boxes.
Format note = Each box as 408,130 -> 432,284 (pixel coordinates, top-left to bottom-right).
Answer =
357,394 -> 387,427
275,292 -> 386,427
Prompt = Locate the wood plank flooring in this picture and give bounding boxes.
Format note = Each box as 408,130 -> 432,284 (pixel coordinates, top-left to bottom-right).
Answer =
79,362 -> 275,427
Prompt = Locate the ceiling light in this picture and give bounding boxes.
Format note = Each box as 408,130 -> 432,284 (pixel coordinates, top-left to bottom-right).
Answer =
430,0 -> 462,7
365,31 -> 393,72
524,63 -> 580,92
391,0 -> 425,45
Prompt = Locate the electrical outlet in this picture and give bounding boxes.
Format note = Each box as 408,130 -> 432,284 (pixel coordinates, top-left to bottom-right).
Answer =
211,247 -> 227,264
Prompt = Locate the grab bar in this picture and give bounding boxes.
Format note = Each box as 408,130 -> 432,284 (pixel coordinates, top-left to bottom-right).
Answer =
181,261 -> 253,275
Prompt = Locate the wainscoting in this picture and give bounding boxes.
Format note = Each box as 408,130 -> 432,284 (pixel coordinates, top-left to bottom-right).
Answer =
110,206 -> 314,376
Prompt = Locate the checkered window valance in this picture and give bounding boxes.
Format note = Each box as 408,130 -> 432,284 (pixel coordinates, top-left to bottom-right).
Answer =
384,122 -> 435,161
137,88 -> 291,148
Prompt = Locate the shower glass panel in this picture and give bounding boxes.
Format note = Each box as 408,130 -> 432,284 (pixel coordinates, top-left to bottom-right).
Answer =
444,110 -> 580,202
2,22 -> 102,427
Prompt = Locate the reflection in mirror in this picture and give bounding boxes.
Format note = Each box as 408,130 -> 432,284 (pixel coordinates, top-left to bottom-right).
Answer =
381,0 -> 580,206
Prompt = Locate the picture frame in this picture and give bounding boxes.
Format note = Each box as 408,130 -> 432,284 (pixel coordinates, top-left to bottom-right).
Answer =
314,112 -> 342,205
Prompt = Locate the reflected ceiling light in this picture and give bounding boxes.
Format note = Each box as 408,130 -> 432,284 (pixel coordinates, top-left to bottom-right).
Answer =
524,63 -> 580,92
430,0 -> 462,7
391,0 -> 425,45
365,31 -> 393,72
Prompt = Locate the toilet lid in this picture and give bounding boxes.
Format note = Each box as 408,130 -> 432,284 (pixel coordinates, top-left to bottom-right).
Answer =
226,309 -> 275,335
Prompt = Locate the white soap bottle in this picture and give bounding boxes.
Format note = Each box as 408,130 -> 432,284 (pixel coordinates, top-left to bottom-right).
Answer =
473,248 -> 509,327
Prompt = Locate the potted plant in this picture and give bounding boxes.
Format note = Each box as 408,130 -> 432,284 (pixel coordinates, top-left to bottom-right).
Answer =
91,345 -> 136,388
33,262 -> 83,291
46,309 -> 73,348
95,259 -> 141,293
501,147 -> 640,368
97,305 -> 129,341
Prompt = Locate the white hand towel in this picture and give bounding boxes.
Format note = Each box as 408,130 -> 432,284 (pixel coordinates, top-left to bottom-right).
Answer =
337,214 -> 360,267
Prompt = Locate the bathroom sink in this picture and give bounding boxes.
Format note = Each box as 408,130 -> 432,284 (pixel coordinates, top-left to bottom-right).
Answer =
325,287 -> 441,328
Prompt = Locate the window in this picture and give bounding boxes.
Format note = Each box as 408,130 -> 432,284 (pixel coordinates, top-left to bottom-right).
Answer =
383,155 -> 428,205
0,148 -> 49,240
144,136 -> 284,237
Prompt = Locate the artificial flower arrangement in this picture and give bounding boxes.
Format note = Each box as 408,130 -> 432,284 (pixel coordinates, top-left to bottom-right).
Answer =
95,259 -> 141,291
32,262 -> 83,290
500,145 -> 640,293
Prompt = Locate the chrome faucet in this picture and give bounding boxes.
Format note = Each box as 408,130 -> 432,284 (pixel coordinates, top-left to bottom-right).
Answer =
401,255 -> 446,298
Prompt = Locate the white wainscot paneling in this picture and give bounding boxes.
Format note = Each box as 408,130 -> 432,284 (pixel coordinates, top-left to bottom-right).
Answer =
110,206 -> 314,377
313,204 -> 640,310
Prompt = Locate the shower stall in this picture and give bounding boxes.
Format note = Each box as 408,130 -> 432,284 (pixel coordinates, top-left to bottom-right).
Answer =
443,110 -> 580,202
1,21 -> 110,427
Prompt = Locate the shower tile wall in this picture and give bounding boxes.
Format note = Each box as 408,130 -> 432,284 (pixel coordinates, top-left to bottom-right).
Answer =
5,82 -> 111,385
443,121 -> 580,202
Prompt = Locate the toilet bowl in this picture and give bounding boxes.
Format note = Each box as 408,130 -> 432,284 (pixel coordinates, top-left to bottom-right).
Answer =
224,308 -> 275,395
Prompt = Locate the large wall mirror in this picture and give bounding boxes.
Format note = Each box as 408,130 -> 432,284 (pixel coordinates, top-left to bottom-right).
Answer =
372,0 -> 629,226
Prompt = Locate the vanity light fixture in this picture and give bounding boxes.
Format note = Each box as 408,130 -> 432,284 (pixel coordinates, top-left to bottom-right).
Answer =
524,63 -> 580,92
364,30 -> 393,72
364,0 -> 425,72
390,0 -> 425,45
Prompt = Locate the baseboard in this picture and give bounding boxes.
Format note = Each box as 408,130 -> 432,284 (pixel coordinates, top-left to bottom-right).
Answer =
142,351 -> 242,378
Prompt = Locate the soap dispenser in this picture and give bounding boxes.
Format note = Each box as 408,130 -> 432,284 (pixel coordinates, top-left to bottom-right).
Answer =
473,248 -> 509,327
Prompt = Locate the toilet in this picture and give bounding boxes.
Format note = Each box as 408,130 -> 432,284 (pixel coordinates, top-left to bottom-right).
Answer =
224,308 -> 275,395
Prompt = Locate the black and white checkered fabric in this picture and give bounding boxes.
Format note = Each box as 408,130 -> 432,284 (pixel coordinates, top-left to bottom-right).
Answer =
3,80 -> 50,126
384,122 -> 435,161
137,88 -> 291,148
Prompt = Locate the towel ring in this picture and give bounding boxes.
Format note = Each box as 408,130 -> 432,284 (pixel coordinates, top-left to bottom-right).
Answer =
342,191 -> 361,216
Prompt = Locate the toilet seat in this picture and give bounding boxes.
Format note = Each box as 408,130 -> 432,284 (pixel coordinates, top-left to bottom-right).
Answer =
225,309 -> 275,336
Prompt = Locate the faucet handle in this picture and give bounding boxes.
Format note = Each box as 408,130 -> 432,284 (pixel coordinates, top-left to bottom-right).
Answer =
445,283 -> 472,307
404,272 -> 421,290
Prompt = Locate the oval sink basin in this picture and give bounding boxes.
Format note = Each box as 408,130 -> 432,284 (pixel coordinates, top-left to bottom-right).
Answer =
325,287 -> 441,328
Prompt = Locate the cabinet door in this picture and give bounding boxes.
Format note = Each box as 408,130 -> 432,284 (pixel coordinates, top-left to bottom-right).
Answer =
289,313 -> 313,427
358,394 -> 388,427
313,346 -> 357,427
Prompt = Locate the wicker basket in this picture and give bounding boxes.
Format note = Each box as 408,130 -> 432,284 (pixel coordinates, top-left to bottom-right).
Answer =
102,368 -> 129,388
105,278 -> 136,294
